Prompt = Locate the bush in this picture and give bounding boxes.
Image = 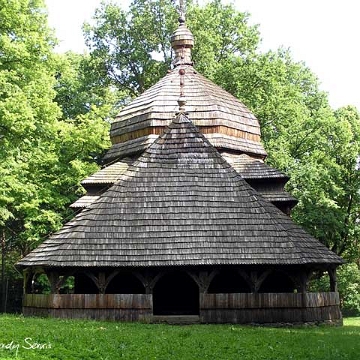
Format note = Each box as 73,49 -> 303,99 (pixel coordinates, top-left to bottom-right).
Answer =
309,262 -> 360,316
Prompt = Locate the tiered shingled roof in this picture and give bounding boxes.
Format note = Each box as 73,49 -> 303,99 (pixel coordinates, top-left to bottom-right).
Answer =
94,19 -> 296,213
222,153 -> 289,180
68,20 -> 298,221
222,153 -> 297,207
105,65 -> 266,162
71,154 -> 296,210
81,161 -> 130,186
70,161 -> 130,209
18,113 -> 342,268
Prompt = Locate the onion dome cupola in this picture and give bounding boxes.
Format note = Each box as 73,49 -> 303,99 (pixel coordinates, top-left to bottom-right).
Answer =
104,12 -> 267,164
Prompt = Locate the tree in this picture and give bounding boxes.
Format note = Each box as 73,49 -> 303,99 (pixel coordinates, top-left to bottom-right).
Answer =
53,52 -> 123,120
222,49 -> 360,259
83,0 -> 178,97
0,0 -> 58,311
0,0 -> 111,311
187,0 -> 259,78
286,107 -> 359,259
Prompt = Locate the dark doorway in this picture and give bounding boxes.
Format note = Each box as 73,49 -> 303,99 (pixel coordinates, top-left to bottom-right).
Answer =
153,271 -> 199,315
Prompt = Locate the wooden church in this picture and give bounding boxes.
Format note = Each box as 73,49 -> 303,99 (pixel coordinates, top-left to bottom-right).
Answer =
17,7 -> 343,324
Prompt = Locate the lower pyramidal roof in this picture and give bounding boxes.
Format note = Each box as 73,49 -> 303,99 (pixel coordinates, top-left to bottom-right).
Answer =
18,113 -> 343,268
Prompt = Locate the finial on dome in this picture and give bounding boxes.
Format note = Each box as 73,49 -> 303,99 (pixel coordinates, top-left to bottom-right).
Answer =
179,0 -> 186,23
178,96 -> 187,112
171,0 -> 194,67
178,67 -> 186,112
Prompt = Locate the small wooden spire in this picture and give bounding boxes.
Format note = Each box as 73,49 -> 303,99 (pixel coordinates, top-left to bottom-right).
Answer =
171,1 -> 194,66
179,0 -> 185,23
178,67 -> 186,112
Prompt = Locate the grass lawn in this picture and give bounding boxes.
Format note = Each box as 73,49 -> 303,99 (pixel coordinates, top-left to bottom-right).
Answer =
0,315 -> 359,360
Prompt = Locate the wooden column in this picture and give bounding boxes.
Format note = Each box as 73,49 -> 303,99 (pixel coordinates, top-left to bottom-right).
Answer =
135,271 -> 164,294
22,268 -> 32,294
48,271 -> 73,294
48,271 -> 60,294
295,271 -> 310,293
328,268 -> 338,292
188,270 -> 217,293
84,270 -> 120,294
238,269 -> 272,293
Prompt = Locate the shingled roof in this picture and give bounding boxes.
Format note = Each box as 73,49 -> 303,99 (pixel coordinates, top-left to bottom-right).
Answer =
18,113 -> 342,268
104,64 -> 267,162
222,153 -> 289,180
81,161 -> 130,187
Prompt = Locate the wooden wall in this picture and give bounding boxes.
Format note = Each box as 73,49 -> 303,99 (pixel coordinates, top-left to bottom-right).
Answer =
23,292 -> 342,325
200,292 -> 342,324
23,294 -> 152,322
111,125 -> 260,145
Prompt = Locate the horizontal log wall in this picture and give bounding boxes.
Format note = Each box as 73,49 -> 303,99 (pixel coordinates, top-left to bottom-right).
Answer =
200,292 -> 342,324
23,294 -> 152,322
200,307 -> 342,324
200,292 -> 340,309
22,308 -> 152,322
111,125 -> 260,144
23,294 -> 152,309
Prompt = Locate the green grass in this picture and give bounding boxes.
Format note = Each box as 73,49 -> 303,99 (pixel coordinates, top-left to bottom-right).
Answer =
0,315 -> 359,360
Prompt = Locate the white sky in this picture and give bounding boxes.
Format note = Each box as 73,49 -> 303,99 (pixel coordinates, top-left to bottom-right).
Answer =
45,0 -> 360,110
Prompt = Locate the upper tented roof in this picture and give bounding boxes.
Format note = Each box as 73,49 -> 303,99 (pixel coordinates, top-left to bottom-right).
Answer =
105,65 -> 267,162
18,113 -> 342,268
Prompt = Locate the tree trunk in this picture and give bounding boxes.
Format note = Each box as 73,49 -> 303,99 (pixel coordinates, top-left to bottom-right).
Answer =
1,229 -> 6,313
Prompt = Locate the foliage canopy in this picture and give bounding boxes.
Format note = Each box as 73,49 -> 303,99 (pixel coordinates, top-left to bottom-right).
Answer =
0,0 -> 111,311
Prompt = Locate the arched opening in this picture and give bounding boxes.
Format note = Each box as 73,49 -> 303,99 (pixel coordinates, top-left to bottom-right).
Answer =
26,273 -> 50,294
308,270 -> 331,292
74,272 -> 98,294
59,276 -> 75,294
208,270 -> 251,293
258,270 -> 295,293
153,271 -> 199,315
106,273 -> 145,294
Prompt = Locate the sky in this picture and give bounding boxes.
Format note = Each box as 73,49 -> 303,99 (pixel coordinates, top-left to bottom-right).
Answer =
45,0 -> 360,110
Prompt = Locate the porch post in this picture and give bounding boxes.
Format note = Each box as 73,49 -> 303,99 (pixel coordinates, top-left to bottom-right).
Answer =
328,267 -> 338,292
